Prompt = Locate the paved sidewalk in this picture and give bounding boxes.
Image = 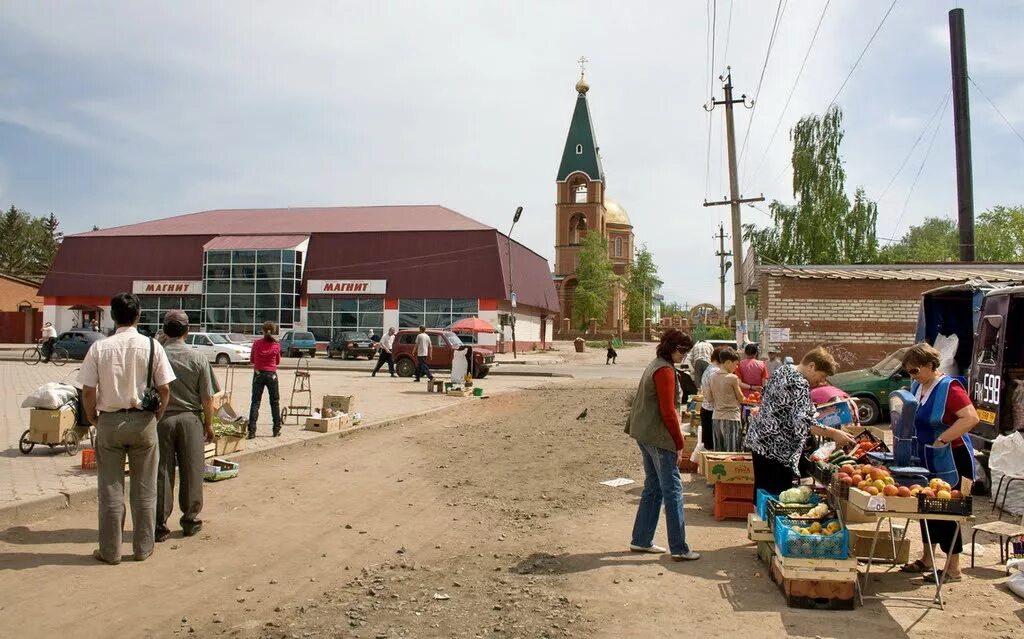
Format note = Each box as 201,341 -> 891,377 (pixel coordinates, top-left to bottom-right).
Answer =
1,361 -> 553,513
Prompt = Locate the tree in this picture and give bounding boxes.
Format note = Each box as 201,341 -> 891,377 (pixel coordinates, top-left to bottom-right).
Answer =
660,300 -> 684,317
877,217 -> 957,263
976,205 -> 1024,261
624,244 -> 658,331
573,231 -> 614,329
0,206 -> 64,277
744,106 -> 879,264
877,205 -> 1024,263
37,212 -> 63,269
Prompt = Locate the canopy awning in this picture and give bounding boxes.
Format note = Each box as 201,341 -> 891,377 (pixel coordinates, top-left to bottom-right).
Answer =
68,304 -> 102,312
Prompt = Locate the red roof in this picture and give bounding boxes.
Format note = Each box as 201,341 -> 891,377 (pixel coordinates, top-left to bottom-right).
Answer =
75,205 -> 491,237
203,235 -> 308,250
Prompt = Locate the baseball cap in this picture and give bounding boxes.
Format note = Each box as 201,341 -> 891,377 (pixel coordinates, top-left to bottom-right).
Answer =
163,310 -> 189,326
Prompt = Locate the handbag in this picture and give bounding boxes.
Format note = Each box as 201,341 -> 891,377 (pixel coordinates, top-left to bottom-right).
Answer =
139,337 -> 162,413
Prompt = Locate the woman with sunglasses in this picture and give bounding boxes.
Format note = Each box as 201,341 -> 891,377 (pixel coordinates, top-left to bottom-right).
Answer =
899,343 -> 979,582
624,328 -> 700,561
745,347 -> 857,497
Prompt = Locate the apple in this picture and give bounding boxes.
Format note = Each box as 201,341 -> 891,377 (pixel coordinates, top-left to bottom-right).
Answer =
873,479 -> 887,492
840,464 -> 855,476
936,490 -> 952,500
883,484 -> 899,497
910,484 -> 923,492
851,474 -> 863,485
897,486 -> 912,497
951,490 -> 962,499
857,481 -> 869,490
840,476 -> 854,486
910,487 -> 922,496
922,488 -> 936,498
866,486 -> 880,496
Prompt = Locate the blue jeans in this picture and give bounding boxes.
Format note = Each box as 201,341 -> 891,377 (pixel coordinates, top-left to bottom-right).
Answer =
631,441 -> 690,555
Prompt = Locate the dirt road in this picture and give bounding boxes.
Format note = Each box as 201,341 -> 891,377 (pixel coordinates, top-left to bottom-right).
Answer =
1,381 -> 1021,638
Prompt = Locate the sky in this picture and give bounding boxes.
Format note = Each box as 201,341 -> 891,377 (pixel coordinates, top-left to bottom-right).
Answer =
1,0 -> 1022,309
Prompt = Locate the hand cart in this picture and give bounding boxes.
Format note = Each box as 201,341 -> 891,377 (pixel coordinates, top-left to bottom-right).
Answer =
215,363 -> 248,426
281,355 -> 312,424
18,368 -> 94,456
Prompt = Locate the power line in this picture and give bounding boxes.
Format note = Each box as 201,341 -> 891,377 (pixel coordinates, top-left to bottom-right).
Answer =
969,75 -> 1024,146
722,0 -> 734,64
745,0 -> 830,192
888,97 -> 950,241
709,0 -> 718,96
826,0 -> 897,110
704,0 -> 713,198
877,91 -> 951,202
737,0 -> 787,172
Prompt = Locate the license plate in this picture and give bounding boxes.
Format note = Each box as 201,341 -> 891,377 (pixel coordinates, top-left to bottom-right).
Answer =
977,408 -> 997,425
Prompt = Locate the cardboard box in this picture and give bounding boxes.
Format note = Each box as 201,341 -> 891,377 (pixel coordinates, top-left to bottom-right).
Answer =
701,452 -> 755,484
848,527 -> 911,563
322,395 -> 355,415
847,486 -> 919,514
29,408 -> 76,444
447,388 -> 469,397
215,435 -> 246,456
839,498 -> 876,523
843,425 -> 886,443
681,434 -> 699,453
304,414 -> 352,433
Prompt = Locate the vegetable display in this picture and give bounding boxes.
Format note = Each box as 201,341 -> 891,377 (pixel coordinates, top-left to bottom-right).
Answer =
779,485 -> 814,504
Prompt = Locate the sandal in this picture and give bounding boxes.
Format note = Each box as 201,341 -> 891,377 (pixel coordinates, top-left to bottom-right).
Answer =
919,569 -> 962,583
900,559 -> 931,573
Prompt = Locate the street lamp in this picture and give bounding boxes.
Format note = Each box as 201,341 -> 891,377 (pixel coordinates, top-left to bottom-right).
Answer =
507,206 -> 523,359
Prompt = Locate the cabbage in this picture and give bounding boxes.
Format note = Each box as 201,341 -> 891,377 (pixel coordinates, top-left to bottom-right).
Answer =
779,486 -> 814,504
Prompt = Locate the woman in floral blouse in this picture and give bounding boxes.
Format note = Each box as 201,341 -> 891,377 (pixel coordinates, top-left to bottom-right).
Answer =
745,347 -> 856,496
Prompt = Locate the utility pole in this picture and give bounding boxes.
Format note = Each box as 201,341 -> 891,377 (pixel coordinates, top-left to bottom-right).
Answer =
714,222 -> 732,327
704,67 -> 764,343
507,206 -> 523,358
949,8 -> 975,261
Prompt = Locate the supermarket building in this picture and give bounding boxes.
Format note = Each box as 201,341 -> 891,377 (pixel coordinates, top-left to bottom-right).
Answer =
38,205 -> 560,351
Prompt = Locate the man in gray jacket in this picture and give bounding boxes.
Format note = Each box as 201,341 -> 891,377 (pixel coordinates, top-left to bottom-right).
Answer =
155,310 -> 218,542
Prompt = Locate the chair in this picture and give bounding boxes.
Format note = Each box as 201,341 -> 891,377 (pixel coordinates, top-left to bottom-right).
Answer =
970,472 -> 1024,569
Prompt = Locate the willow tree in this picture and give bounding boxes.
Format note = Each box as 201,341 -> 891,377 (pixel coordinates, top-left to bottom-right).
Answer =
745,106 -> 879,264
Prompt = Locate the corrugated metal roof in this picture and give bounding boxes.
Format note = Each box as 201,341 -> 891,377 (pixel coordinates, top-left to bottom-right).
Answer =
760,264 -> 1024,282
73,205 -> 492,237
203,235 -> 308,250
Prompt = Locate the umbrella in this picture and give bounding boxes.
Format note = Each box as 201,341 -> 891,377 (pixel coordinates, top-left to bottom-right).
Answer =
449,317 -> 497,334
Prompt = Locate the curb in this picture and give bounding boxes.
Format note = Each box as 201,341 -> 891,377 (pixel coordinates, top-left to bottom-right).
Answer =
0,390 -> 530,528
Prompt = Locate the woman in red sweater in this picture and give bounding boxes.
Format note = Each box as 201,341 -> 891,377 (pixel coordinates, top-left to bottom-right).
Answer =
624,329 -> 700,561
247,321 -> 282,439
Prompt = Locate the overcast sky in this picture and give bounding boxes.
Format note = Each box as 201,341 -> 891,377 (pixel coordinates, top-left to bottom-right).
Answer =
1,1 -> 1021,308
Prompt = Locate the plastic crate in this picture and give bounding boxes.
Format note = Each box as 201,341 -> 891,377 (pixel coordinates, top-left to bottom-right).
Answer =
81,448 -> 97,470
766,496 -> 822,531
811,462 -> 834,486
756,489 -> 775,520
714,497 -> 754,521
774,518 -> 849,560
829,476 -> 850,501
916,494 -> 973,516
715,482 -> 755,501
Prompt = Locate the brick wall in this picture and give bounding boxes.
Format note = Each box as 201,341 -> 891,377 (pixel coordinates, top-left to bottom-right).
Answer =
0,277 -> 42,311
761,274 -> 942,370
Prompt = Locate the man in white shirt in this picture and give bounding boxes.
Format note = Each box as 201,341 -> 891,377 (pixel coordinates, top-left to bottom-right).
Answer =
81,293 -> 175,564
372,327 -> 397,377
413,325 -> 434,383
40,321 -> 57,362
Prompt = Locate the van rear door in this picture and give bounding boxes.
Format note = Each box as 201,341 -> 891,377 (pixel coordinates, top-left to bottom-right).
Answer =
970,293 -> 1010,440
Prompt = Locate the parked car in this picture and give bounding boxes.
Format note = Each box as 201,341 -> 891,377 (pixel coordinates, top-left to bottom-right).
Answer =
222,332 -> 254,346
391,329 -> 493,379
280,330 -> 317,358
328,331 -> 376,359
53,330 -> 104,360
184,331 -> 251,365
830,347 -> 911,425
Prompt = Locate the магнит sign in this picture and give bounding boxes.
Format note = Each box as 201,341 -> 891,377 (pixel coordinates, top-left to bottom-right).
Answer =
307,280 -> 387,295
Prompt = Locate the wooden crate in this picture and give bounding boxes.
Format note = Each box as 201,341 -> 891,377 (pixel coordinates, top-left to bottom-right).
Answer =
756,540 -> 776,566
748,513 -> 773,542
770,555 -> 858,610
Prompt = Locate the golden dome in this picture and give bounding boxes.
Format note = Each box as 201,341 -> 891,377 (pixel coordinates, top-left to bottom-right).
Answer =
575,74 -> 589,94
604,197 -> 631,226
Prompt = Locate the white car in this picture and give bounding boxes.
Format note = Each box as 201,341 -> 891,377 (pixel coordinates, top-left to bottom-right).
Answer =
185,332 -> 251,365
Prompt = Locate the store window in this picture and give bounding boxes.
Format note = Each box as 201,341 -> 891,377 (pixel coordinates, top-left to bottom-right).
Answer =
398,298 -> 478,329
305,297 -> 384,342
203,249 -> 302,334
138,295 -> 203,337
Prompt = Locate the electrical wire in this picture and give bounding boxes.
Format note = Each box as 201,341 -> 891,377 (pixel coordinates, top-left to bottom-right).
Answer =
969,76 -> 1024,146
745,0 -> 830,192
826,0 -> 897,110
704,0 -> 714,199
737,0 -> 787,173
877,91 -> 951,202
888,97 -> 950,242
722,0 -> 734,65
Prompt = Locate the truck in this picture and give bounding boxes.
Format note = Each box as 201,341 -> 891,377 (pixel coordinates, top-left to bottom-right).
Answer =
915,281 -> 1024,472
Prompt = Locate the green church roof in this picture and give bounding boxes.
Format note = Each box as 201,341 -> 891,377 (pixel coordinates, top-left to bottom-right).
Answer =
556,91 -> 604,182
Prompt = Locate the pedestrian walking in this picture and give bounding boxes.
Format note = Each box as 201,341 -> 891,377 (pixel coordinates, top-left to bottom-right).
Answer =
624,328 -> 700,561
40,321 -> 57,362
707,347 -> 745,452
248,321 -> 282,439
372,327 -> 396,377
413,325 -> 434,382
155,310 -> 218,543
606,338 -> 618,365
80,293 -> 174,564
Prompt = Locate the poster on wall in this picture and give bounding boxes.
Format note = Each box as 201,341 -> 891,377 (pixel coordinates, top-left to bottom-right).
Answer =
768,327 -> 791,343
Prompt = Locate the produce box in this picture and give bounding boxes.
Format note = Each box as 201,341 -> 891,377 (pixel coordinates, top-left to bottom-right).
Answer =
847,526 -> 911,563
681,434 -> 698,453
215,434 -> 246,456
748,513 -> 773,542
839,498 -> 875,524
29,407 -> 76,443
204,458 -> 239,482
843,425 -> 886,443
322,394 -> 355,415
774,518 -> 849,560
815,400 -> 855,428
305,416 -> 343,433
447,388 -> 469,397
701,452 -> 754,484
847,486 -> 919,514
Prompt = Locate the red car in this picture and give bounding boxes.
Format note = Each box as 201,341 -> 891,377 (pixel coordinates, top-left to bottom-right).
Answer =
391,329 -> 493,379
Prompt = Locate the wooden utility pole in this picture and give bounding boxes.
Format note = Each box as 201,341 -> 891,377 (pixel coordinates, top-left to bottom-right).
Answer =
714,222 -> 731,326
949,8 -> 975,261
704,68 -> 764,342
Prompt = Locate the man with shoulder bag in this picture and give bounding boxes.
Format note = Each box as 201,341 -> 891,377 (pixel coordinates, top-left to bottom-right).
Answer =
81,293 -> 175,564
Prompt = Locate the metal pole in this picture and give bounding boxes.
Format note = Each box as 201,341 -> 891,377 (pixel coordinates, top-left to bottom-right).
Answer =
949,8 -> 975,261
723,73 -> 747,339
508,206 -> 522,359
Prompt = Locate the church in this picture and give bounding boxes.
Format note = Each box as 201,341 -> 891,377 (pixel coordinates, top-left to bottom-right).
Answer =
552,66 -> 636,333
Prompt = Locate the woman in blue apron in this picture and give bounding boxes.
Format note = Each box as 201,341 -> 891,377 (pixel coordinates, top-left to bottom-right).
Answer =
898,344 -> 979,582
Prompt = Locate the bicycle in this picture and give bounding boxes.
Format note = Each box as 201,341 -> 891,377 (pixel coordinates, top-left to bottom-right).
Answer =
23,340 -> 69,366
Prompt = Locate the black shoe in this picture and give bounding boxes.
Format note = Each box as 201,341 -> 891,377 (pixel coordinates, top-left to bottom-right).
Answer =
371,372 -> 376,377
183,522 -> 203,537
414,378 -> 420,382
155,529 -> 171,543
272,429 -> 281,437
390,374 -> 396,377
247,432 -> 256,440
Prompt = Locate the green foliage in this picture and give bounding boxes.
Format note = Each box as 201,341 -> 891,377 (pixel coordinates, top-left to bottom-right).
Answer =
877,206 -> 1024,263
692,322 -> 735,341
573,231 -> 614,329
744,106 -> 879,264
624,244 -> 658,331
660,300 -> 684,317
0,206 -> 63,278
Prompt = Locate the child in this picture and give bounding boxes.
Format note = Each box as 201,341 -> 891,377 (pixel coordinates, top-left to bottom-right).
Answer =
606,339 -> 617,365
707,347 -> 745,452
